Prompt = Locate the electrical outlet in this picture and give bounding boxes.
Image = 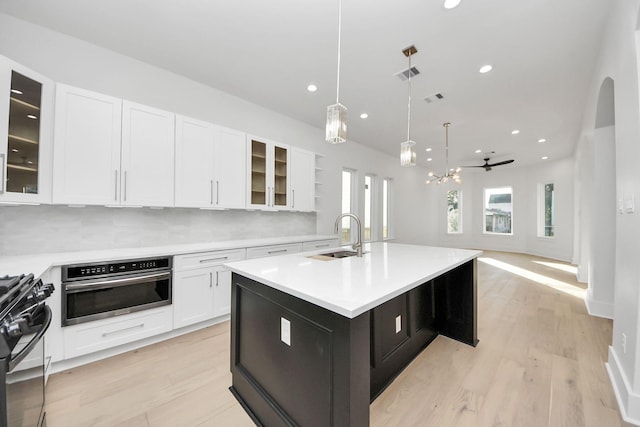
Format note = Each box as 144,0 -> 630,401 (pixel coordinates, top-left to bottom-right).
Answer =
281,317 -> 291,346
622,332 -> 627,354
395,315 -> 402,334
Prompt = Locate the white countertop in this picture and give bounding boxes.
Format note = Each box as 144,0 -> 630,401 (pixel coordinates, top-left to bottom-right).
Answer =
0,235 -> 338,278
225,242 -> 482,319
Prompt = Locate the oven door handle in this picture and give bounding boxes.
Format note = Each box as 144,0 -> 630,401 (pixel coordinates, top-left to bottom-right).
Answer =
64,272 -> 171,293
8,305 -> 51,372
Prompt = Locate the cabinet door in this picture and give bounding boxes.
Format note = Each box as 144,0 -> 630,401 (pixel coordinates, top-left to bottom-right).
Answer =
53,84 -> 122,205
0,55 -> 54,204
213,267 -> 232,317
175,115 -> 215,208
121,101 -> 175,207
214,126 -> 246,209
290,148 -> 315,211
248,138 -> 268,208
173,268 -> 215,329
272,143 -> 289,209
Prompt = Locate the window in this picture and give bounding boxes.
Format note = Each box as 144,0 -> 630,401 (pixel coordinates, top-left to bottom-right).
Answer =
364,175 -> 375,241
382,178 -> 392,239
341,169 -> 356,243
484,187 -> 513,234
538,183 -> 555,237
447,189 -> 462,234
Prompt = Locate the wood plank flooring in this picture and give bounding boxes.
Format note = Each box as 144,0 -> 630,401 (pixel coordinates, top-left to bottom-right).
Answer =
45,251 -> 629,426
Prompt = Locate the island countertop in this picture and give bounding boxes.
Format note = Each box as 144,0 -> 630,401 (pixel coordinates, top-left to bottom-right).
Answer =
225,242 -> 482,318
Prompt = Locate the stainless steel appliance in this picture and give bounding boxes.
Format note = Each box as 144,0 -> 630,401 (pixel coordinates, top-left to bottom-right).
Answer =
0,273 -> 54,427
61,256 -> 172,326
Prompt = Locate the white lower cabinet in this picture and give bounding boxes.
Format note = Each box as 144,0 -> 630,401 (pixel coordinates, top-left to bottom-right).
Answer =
63,306 -> 172,359
246,242 -> 302,259
173,249 -> 245,329
302,239 -> 340,252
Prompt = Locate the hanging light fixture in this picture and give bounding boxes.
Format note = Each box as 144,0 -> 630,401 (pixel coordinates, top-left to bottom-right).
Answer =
400,45 -> 417,166
426,122 -> 462,184
326,0 -> 347,144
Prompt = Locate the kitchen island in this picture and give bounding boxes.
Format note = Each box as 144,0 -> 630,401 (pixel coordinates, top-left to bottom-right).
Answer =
225,242 -> 481,427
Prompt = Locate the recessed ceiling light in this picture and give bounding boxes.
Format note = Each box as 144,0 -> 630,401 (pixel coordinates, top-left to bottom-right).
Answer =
360,113 -> 368,119
475,149 -> 482,153
11,148 -> 18,152
479,65 -> 493,74
27,114 -> 37,119
538,138 -> 547,143
443,0 -> 461,9
306,84 -> 317,92
27,160 -> 33,164
511,130 -> 520,135
10,89 -> 23,95
427,158 -> 433,162
541,156 -> 548,160
426,147 -> 432,152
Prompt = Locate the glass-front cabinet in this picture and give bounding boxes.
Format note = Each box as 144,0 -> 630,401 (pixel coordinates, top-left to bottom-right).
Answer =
248,137 -> 289,210
0,55 -> 53,203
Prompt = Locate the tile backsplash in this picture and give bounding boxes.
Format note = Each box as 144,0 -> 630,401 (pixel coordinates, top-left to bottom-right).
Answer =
0,205 -> 316,256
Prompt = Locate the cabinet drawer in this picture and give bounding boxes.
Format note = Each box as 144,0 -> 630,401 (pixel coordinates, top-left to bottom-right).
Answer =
246,243 -> 303,259
63,307 -> 172,359
174,248 -> 246,270
302,239 -> 340,252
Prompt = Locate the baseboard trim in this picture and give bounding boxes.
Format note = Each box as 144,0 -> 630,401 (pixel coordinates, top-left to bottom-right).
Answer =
606,346 -> 640,425
584,293 -> 614,319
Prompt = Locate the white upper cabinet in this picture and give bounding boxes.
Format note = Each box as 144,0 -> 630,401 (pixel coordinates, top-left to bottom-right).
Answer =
175,116 -> 246,209
214,126 -> 246,209
247,136 -> 290,210
0,55 -> 54,204
121,101 -> 175,207
290,148 -> 315,212
53,84 -> 122,205
175,115 -> 215,208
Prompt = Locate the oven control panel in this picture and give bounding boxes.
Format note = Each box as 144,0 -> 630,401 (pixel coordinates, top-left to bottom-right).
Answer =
63,257 -> 172,281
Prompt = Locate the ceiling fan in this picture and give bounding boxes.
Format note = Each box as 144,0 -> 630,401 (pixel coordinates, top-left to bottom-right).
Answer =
464,157 -> 515,172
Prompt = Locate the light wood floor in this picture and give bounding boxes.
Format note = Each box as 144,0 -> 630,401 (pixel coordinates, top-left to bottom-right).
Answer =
45,251 -> 629,427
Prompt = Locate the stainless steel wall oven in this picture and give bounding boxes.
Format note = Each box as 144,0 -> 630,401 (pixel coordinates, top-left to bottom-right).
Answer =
62,256 -> 172,326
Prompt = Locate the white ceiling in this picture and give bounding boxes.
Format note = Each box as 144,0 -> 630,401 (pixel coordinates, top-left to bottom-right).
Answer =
0,0 -> 611,172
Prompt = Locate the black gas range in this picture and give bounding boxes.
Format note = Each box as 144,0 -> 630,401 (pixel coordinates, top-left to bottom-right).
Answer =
0,273 -> 54,427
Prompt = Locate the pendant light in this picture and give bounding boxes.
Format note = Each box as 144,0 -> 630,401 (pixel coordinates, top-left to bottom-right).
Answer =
400,45 -> 417,166
426,122 -> 462,184
326,0 -> 347,144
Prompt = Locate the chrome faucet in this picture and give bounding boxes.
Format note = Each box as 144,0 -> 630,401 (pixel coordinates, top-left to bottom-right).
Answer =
334,213 -> 363,257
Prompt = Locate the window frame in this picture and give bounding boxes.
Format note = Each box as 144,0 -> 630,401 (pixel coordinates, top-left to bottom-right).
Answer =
446,189 -> 463,234
483,186 -> 514,236
537,182 -> 555,238
341,168 -> 358,244
382,177 -> 393,240
364,174 -> 376,242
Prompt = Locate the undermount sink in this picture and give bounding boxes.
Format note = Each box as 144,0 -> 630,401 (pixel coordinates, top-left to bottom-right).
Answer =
306,250 -> 366,261
320,250 -> 360,258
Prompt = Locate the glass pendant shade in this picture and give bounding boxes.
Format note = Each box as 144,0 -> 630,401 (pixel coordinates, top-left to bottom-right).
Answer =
400,140 -> 416,166
326,102 -> 347,144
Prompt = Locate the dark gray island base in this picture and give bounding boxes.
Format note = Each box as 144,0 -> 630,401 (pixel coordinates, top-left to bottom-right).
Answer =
229,259 -> 478,427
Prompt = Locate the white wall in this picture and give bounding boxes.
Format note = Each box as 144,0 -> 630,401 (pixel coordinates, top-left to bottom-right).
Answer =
434,157 -> 575,262
573,0 -> 640,423
0,13 -> 429,255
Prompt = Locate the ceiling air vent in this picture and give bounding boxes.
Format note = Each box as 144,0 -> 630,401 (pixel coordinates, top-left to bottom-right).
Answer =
424,93 -> 444,104
394,66 -> 420,81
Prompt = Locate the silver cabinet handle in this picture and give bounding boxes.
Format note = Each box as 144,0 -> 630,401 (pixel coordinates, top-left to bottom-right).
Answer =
267,186 -> 271,207
210,180 -> 214,205
216,180 -> 219,205
102,323 -> 144,337
209,272 -> 213,288
0,153 -> 5,194
199,256 -> 228,263
315,243 -> 330,248
292,189 -> 295,209
124,170 -> 128,201
215,271 -> 219,287
267,249 -> 288,254
114,170 -> 118,201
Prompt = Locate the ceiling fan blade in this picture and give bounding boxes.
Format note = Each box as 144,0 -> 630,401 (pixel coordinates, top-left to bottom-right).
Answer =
487,159 -> 514,167
460,165 -> 487,168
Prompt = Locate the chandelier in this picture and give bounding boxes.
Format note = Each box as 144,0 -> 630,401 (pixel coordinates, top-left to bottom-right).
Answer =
326,0 -> 347,144
400,45 -> 417,166
426,122 -> 462,184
